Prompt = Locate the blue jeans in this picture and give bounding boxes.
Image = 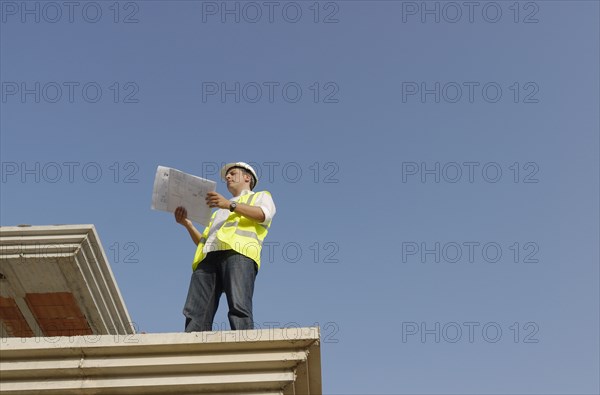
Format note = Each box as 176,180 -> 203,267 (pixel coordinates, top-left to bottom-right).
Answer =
183,250 -> 258,332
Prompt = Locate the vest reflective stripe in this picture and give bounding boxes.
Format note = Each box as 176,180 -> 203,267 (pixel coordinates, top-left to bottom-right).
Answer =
192,191 -> 272,271
235,229 -> 261,242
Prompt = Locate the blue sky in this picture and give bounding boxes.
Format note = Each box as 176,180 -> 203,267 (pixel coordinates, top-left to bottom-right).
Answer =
1,1 -> 598,394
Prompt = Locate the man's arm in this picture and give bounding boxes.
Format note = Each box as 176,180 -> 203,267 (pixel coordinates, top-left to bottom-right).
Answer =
230,201 -> 265,223
175,206 -> 204,245
205,191 -> 265,223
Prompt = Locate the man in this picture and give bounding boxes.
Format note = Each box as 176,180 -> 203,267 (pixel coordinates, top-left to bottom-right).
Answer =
174,162 -> 276,332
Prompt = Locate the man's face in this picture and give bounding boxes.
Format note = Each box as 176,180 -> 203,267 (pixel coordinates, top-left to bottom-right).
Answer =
225,168 -> 250,191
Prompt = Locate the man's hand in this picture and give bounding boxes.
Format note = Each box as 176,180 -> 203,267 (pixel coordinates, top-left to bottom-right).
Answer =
206,191 -> 230,210
175,206 -> 203,245
175,206 -> 190,226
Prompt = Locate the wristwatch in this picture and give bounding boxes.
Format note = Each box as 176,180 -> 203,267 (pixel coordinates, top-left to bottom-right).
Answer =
229,201 -> 237,212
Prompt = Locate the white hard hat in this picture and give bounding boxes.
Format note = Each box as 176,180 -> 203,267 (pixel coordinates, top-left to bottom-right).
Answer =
220,162 -> 258,189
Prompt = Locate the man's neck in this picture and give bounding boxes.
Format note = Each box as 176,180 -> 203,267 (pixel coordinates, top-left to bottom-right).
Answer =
231,188 -> 251,198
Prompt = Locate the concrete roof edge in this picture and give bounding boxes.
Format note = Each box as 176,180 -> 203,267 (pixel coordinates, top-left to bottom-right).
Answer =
0,224 -> 135,336
0,327 -> 321,353
0,224 -> 96,236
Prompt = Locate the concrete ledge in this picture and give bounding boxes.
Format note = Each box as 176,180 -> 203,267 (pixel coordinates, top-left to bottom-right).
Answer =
0,225 -> 134,337
0,329 -> 322,394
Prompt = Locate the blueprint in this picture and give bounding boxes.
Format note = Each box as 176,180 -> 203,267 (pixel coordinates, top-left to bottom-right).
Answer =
151,166 -> 216,226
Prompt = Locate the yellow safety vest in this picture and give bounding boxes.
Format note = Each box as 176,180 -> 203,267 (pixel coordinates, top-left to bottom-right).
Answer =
192,191 -> 272,271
